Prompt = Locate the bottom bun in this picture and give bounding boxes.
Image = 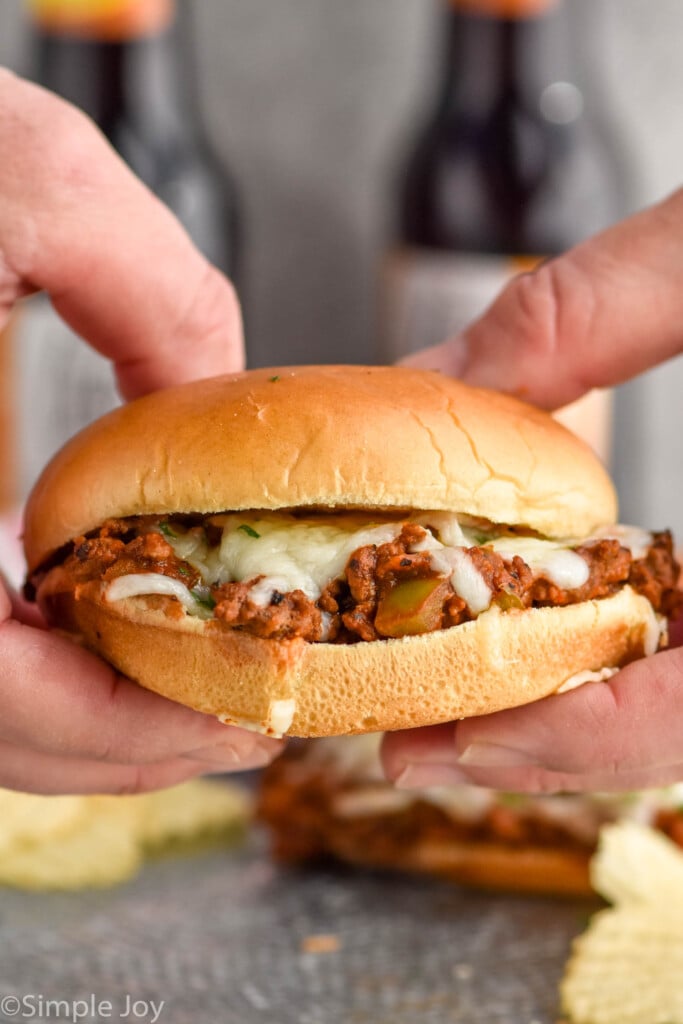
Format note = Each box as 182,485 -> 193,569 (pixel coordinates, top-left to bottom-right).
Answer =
40,579 -> 661,737
323,832 -> 592,896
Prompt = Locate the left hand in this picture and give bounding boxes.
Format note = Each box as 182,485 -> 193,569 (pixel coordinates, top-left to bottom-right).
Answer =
383,191 -> 683,794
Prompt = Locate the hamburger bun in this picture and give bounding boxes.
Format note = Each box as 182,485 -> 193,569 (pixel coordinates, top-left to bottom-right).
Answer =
24,366 -> 669,737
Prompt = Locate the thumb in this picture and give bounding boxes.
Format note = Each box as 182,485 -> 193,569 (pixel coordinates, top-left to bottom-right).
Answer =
382,647 -> 683,793
404,188 -> 683,410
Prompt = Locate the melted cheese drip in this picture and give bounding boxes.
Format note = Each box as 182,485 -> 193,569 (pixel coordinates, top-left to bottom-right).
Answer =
218,698 -> 296,738
557,666 -> 619,693
429,547 -> 492,614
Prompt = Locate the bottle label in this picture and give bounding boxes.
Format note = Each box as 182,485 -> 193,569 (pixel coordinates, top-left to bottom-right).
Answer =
380,247 -> 536,361
379,246 -> 612,463
450,0 -> 559,17
26,0 -> 174,39
15,297 -> 121,500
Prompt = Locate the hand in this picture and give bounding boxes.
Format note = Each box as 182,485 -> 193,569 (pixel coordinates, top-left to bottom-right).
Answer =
0,70 -> 282,794
383,188 -> 683,794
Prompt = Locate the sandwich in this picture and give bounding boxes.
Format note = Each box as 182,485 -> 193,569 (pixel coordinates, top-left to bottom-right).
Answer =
257,735 -> 683,896
23,365 -> 681,737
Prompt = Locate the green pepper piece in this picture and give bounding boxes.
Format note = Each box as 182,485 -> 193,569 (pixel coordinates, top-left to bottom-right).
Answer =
375,577 -> 450,638
495,587 -> 525,611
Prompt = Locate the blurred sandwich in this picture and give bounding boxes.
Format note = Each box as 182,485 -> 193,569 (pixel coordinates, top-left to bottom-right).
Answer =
257,735 -> 683,896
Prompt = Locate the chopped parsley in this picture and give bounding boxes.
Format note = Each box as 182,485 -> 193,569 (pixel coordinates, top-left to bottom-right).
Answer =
191,590 -> 216,611
237,524 -> 261,539
159,521 -> 177,539
269,375 -> 280,382
177,565 -> 192,577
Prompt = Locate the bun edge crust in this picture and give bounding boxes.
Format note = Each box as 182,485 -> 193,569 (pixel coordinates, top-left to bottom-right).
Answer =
38,582 -> 660,737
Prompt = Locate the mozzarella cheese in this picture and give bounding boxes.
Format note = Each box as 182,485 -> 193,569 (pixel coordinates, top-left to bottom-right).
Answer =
488,536 -> 590,590
106,573 -> 200,614
429,546 -> 493,614
218,697 -> 296,738
216,514 -> 402,601
556,666 -> 619,693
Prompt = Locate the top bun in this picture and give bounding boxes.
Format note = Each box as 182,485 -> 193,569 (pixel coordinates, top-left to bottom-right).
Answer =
24,365 -> 617,572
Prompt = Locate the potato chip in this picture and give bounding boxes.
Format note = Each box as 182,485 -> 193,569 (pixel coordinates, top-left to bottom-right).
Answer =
0,789 -> 86,855
85,778 -> 250,849
591,821 -> 683,908
0,779 -> 250,890
131,778 -> 250,850
0,814 -> 141,890
561,904 -> 683,1024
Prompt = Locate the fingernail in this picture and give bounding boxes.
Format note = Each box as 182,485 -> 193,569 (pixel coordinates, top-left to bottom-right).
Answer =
184,741 -> 276,770
395,763 -> 471,789
457,742 -> 539,769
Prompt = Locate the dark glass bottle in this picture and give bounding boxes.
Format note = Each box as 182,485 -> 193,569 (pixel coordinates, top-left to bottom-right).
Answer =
401,0 -> 626,256
381,0 -> 630,459
17,0 -> 240,496
28,0 -> 239,277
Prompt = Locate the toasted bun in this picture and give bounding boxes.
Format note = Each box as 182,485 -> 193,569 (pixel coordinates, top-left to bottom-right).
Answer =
37,577 -> 659,737
24,365 -> 616,573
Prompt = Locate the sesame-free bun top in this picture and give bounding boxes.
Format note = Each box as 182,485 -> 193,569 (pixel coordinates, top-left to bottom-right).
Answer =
24,365 -> 617,572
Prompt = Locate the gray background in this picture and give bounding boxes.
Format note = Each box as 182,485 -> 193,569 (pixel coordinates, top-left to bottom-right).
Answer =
0,0 -> 682,532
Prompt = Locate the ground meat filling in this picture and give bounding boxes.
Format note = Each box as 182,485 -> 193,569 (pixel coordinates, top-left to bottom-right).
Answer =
42,518 -> 682,644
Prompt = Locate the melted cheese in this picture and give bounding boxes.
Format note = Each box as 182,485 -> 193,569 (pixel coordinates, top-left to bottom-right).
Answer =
429,547 -> 492,613
106,573 -> 200,614
557,666 -> 619,693
416,511 -> 467,548
216,514 -> 402,601
589,524 -> 653,560
128,513 -> 655,626
488,536 -> 590,590
218,697 -> 296,738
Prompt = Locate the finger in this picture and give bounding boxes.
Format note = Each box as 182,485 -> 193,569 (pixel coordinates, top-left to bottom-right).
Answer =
0,571 -> 45,629
0,69 -> 243,398
0,738 -> 227,796
384,725 -> 683,794
0,613 -> 283,768
403,188 -> 683,409
382,647 -> 683,793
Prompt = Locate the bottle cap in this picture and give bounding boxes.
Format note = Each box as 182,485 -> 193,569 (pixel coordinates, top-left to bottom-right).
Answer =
452,0 -> 559,16
26,0 -> 174,40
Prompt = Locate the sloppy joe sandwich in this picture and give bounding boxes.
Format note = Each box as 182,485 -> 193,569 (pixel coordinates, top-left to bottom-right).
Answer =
23,365 -> 681,737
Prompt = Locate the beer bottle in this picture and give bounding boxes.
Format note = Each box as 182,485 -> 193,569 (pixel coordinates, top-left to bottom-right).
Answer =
16,0 -> 240,496
381,0 -> 630,459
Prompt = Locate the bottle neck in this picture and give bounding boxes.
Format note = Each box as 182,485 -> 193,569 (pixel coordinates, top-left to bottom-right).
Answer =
439,0 -> 573,115
28,0 -> 197,138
